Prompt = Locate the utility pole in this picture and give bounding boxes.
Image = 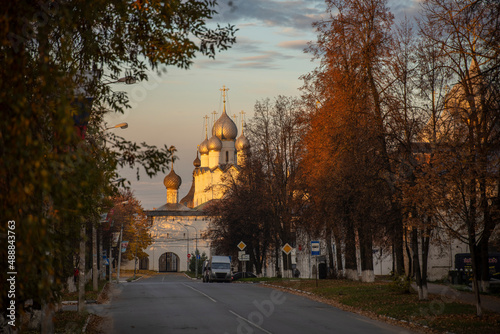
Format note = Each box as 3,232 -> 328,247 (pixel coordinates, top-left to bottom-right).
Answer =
183,224 -> 198,278
117,222 -> 124,283
115,200 -> 128,283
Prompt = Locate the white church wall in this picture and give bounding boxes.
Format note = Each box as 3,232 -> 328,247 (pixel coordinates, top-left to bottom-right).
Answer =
220,140 -> 236,164
251,231 -> 466,281
123,215 -> 212,272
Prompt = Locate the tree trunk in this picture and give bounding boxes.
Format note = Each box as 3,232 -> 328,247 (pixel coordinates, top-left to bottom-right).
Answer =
421,226 -> 430,300
326,229 -> 335,277
469,234 -> 483,317
394,214 -> 405,275
478,191 -> 494,293
252,244 -> 263,275
358,225 -> 374,282
334,233 -> 344,275
41,269 -> 55,334
479,237 -> 490,293
41,301 -> 55,334
412,227 -> 423,300
345,219 -> 358,281
92,223 -> 98,291
405,228 -> 412,278
274,239 -> 280,277
78,222 -> 86,313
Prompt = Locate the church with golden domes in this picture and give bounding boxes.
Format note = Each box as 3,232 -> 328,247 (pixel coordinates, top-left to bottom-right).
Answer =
124,86 -> 250,273
190,86 -> 250,207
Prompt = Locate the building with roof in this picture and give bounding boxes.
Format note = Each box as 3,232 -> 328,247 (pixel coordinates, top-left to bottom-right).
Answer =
122,86 -> 250,272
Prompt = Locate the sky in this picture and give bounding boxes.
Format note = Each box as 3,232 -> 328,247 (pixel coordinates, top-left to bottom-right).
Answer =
105,0 -> 420,210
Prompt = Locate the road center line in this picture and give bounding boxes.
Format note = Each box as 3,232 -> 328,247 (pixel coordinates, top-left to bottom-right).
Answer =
182,283 -> 217,303
229,310 -> 273,334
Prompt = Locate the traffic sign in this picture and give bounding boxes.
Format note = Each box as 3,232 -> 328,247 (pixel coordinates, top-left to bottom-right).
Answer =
282,243 -> 293,255
311,241 -> 320,256
240,254 -> 250,261
187,253 -> 191,259
237,241 -> 247,251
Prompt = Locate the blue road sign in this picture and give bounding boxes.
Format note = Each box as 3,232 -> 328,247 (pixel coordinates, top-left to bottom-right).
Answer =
311,241 -> 320,256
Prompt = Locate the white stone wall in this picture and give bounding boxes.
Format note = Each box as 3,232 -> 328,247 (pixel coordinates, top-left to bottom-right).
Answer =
121,216 -> 212,272
200,153 -> 209,168
237,230 -> 468,281
220,140 -> 236,165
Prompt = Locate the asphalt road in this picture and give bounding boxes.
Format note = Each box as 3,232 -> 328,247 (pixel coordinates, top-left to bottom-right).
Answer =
103,274 -> 416,334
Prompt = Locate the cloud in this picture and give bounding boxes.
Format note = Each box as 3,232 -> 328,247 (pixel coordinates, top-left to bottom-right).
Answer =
229,50 -> 292,69
215,0 -> 326,30
277,40 -> 309,51
233,61 -> 279,70
194,36 -> 296,71
240,53 -> 276,61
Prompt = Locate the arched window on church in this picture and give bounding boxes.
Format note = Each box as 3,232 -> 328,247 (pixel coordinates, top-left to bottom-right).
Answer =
226,151 -> 228,163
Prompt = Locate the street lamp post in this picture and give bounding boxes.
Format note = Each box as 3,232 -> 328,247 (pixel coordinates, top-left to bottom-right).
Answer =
116,221 -> 124,283
115,200 -> 129,284
182,223 -> 198,278
132,213 -> 145,279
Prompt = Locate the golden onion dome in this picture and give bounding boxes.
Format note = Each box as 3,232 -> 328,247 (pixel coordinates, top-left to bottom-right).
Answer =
193,152 -> 201,167
208,135 -> 222,152
199,136 -> 209,155
212,110 -> 237,140
163,168 -> 182,190
235,133 -> 250,151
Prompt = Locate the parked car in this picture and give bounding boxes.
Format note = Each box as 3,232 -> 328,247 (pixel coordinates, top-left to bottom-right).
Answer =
231,272 -> 257,281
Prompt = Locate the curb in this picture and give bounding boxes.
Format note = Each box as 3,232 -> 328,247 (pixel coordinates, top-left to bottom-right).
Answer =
126,275 -> 144,283
81,315 -> 91,333
183,273 -> 199,281
82,282 -> 109,333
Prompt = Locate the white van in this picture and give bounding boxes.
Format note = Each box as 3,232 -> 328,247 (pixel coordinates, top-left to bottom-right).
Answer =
203,256 -> 231,283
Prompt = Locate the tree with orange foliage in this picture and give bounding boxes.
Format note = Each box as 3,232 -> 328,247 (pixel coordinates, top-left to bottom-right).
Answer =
106,190 -> 152,279
301,0 -> 400,281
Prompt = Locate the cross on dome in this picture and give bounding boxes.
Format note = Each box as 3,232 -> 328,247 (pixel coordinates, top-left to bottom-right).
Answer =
220,85 -> 229,104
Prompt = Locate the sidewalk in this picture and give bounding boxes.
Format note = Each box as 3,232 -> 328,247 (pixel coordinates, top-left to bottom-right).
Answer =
413,282 -> 500,313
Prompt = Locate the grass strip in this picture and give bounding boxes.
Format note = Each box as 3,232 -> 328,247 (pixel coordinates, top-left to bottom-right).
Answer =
267,279 -> 500,334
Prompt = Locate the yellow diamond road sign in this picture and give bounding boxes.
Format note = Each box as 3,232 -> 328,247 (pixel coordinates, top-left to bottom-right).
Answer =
237,241 -> 246,251
282,243 -> 293,255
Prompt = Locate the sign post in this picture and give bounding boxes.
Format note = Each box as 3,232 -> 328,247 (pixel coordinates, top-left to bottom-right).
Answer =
311,241 -> 320,256
282,243 -> 293,255
282,243 -> 293,278
237,241 -> 247,276
311,241 -> 320,287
